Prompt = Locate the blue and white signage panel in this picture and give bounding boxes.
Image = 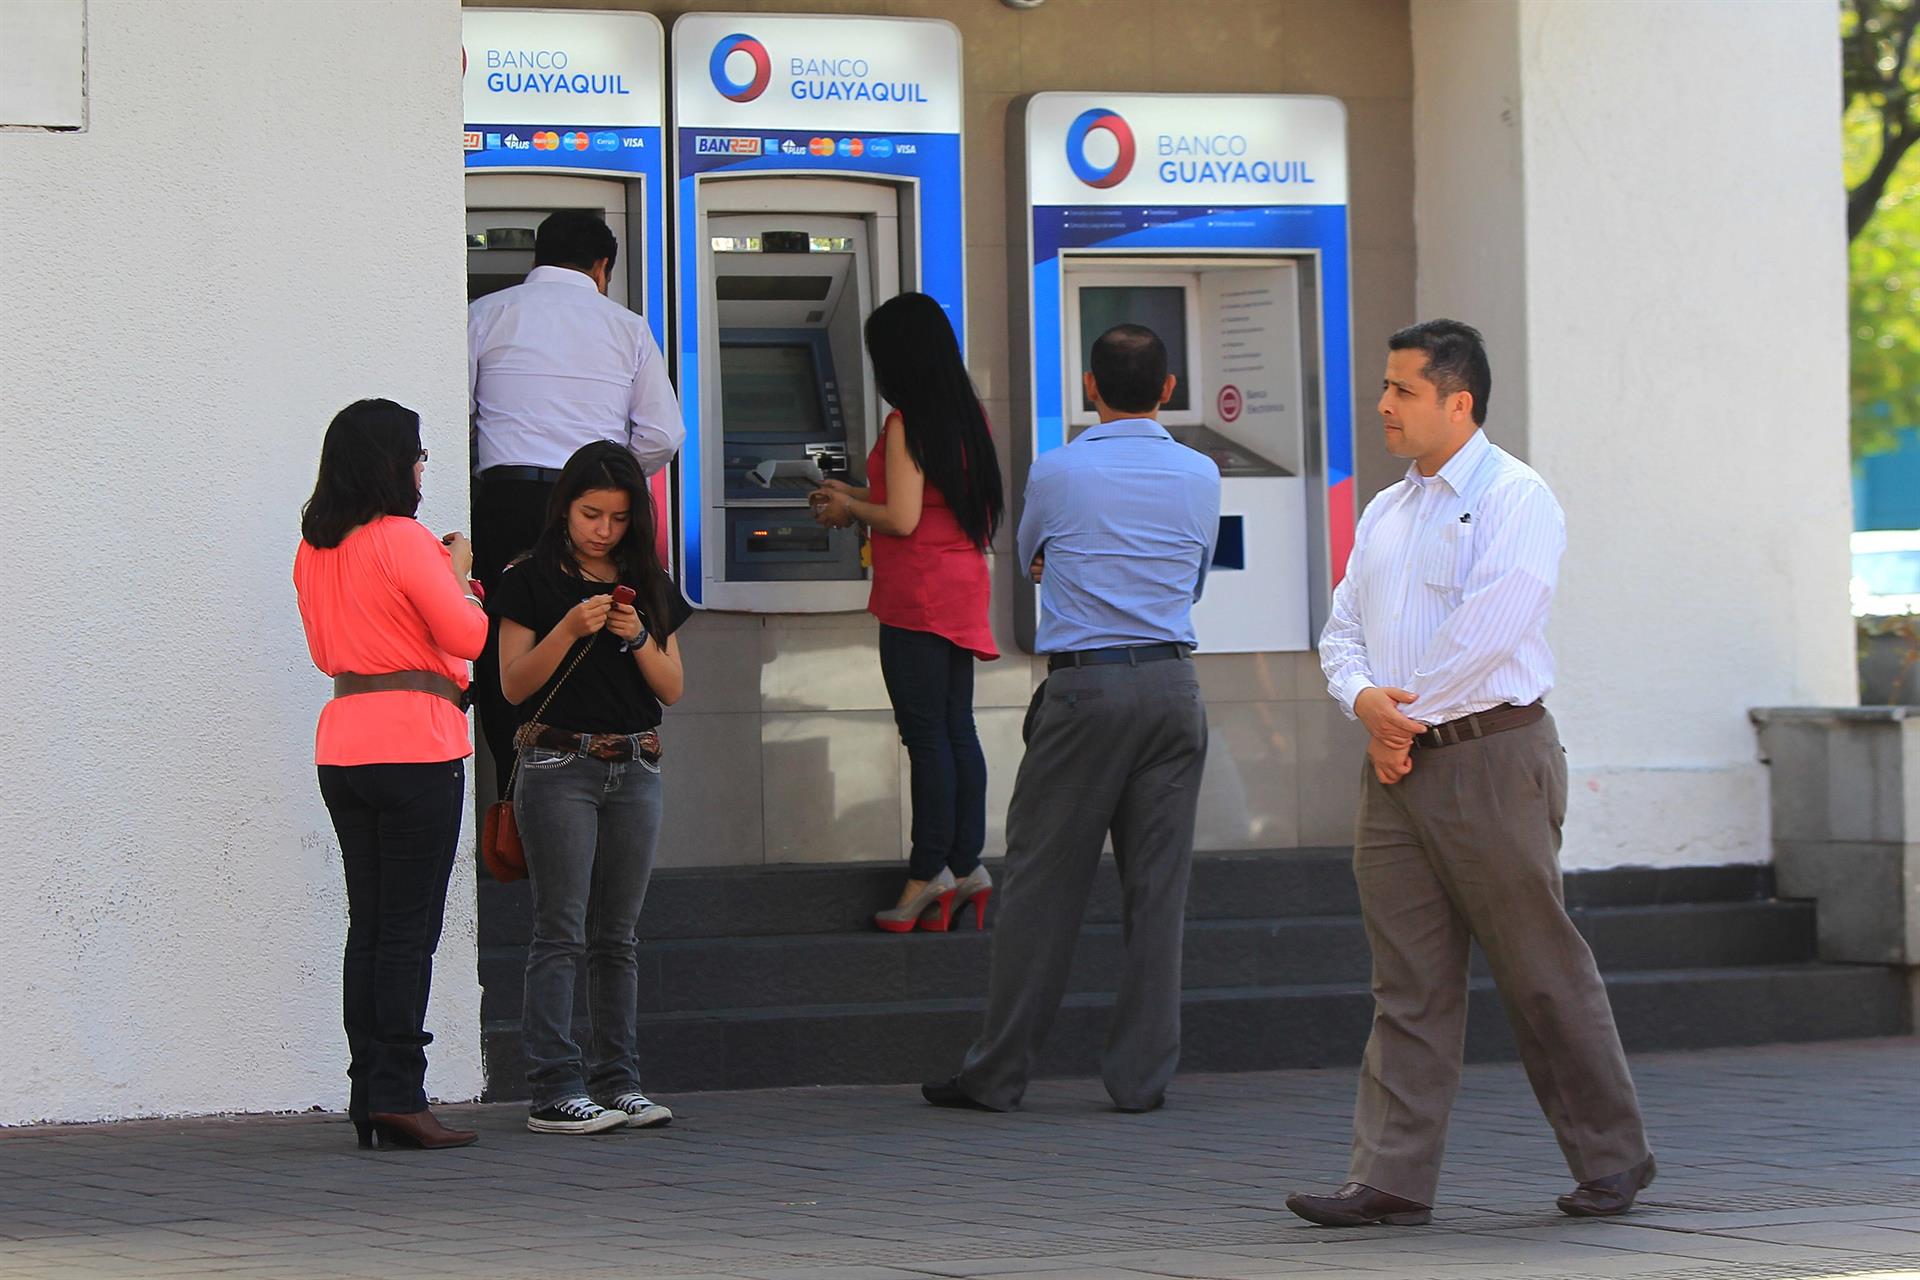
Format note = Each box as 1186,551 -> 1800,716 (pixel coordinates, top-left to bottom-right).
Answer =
1024,92 -> 1356,596
461,8 -> 668,347
670,13 -> 966,606
673,13 -> 962,134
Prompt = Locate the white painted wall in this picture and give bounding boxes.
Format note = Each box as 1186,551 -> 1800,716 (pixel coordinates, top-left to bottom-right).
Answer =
1413,0 -> 1854,868
0,0 -> 474,1124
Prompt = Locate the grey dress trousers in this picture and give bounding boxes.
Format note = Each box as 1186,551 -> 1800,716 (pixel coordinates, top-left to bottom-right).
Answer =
956,656 -> 1209,1111
1349,710 -> 1650,1204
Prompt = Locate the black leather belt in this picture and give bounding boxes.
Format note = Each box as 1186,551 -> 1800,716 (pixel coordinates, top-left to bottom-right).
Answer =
1048,643 -> 1190,672
479,465 -> 563,484
1414,702 -> 1546,749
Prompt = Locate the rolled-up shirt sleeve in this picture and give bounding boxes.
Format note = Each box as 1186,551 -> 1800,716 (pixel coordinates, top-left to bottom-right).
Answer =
1405,481 -> 1564,724
627,327 -> 686,476
1319,505 -> 1378,718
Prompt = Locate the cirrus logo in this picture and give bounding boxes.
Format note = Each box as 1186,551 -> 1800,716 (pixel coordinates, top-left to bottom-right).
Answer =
1066,107 -> 1135,189
710,34 -> 772,103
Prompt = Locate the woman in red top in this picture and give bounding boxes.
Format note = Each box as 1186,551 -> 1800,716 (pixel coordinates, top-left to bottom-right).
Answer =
294,399 -> 488,1151
811,293 -> 1005,933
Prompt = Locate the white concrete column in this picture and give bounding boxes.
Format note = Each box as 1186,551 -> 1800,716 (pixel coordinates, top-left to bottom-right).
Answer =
0,0 -> 474,1123
1411,0 -> 1854,868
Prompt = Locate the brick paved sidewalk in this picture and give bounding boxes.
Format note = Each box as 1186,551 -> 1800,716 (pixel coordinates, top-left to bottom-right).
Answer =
1,1039 -> 1916,1279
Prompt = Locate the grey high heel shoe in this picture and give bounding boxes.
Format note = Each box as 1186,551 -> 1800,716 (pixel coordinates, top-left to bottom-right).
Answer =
940,866 -> 993,931
874,868 -> 957,933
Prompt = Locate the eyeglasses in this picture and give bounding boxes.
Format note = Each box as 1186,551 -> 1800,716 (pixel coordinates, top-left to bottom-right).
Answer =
417,450 -> 430,463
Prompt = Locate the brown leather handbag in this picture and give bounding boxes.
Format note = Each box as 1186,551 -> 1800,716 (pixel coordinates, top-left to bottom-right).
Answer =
480,635 -> 596,883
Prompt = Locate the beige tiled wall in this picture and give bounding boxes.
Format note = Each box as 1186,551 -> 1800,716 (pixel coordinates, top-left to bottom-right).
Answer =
465,0 -> 1414,867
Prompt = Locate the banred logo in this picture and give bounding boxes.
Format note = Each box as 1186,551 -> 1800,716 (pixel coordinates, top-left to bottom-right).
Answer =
462,131 -> 483,152
808,136 -> 835,156
1217,384 -> 1243,423
1066,107 -> 1135,189
533,131 -> 560,151
710,34 -> 772,103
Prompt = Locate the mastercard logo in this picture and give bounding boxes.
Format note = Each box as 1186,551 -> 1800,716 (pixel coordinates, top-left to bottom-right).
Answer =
532,131 -> 560,151
808,137 -> 835,156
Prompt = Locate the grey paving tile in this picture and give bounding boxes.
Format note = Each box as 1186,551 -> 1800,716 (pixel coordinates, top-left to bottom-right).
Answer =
2,1040 -> 1918,1279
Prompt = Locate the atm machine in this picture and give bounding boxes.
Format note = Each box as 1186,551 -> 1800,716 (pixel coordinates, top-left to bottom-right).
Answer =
671,13 -> 965,612
1014,93 -> 1355,654
461,7 -> 670,542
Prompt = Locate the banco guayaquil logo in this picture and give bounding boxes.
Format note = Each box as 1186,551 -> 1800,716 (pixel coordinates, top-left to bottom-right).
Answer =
1066,108 -> 1135,189
710,34 -> 772,103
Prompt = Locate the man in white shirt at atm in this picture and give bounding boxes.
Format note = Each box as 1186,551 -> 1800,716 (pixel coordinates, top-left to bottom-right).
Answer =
467,209 -> 686,773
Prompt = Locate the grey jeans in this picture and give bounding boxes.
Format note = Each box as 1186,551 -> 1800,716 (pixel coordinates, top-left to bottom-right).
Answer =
515,747 -> 664,1110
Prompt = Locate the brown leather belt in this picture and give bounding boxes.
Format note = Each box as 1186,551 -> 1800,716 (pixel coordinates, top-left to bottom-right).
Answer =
522,723 -> 663,764
1414,701 -> 1546,749
332,670 -> 466,708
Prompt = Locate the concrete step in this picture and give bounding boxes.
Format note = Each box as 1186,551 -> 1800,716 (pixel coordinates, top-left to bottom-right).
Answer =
478,962 -> 1911,1099
474,851 -> 1778,945
477,899 -> 1818,1022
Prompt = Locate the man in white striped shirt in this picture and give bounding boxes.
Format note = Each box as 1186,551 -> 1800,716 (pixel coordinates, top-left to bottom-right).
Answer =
1289,321 -> 1654,1227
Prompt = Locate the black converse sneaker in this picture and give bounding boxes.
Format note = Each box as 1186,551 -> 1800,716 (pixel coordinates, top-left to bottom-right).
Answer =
527,1096 -> 627,1135
602,1092 -> 673,1128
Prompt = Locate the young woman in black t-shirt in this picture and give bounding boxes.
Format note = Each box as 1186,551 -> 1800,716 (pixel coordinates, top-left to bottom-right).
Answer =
493,441 -> 691,1136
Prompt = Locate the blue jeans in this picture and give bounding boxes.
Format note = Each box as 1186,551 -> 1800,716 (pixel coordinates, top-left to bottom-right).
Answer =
317,760 -> 465,1118
878,623 -> 987,881
515,747 -> 663,1109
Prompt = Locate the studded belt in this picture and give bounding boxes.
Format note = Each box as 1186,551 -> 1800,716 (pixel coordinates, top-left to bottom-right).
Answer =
519,723 -> 663,764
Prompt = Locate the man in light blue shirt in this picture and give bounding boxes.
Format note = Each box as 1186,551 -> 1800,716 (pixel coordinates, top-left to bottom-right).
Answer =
1017,394 -> 1222,652
924,325 -> 1221,1116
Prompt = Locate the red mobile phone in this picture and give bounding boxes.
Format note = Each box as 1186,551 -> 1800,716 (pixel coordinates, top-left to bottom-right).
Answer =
610,585 -> 636,608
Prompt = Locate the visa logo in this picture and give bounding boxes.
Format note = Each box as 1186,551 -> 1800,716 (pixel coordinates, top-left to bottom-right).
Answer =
695,135 -> 762,156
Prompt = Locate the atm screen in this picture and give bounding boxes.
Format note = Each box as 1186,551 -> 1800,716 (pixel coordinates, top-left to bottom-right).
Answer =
1078,286 -> 1191,412
720,343 -> 826,438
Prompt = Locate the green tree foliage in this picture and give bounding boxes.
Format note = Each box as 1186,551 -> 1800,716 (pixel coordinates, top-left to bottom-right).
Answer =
1845,0 -> 1920,456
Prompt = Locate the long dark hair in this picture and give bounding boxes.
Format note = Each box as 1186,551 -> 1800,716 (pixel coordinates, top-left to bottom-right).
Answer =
531,441 -> 671,642
301,399 -> 422,548
863,293 -> 1003,550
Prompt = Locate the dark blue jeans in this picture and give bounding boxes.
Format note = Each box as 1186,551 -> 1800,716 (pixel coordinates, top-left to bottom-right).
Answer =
878,623 -> 987,881
317,759 -> 465,1118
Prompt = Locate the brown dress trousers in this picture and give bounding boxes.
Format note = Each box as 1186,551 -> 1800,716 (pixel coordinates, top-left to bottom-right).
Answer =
1348,710 -> 1649,1205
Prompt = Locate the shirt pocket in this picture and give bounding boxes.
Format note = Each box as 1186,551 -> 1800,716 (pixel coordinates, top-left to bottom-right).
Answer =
1421,521 -> 1473,595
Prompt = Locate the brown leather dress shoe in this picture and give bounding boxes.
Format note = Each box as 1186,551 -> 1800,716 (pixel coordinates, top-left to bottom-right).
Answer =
366,1108 -> 479,1150
1557,1154 -> 1656,1217
1285,1182 -> 1432,1227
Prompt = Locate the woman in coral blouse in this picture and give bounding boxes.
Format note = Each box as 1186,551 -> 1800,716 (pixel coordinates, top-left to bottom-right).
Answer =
810,293 -> 1005,933
294,399 -> 487,1151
